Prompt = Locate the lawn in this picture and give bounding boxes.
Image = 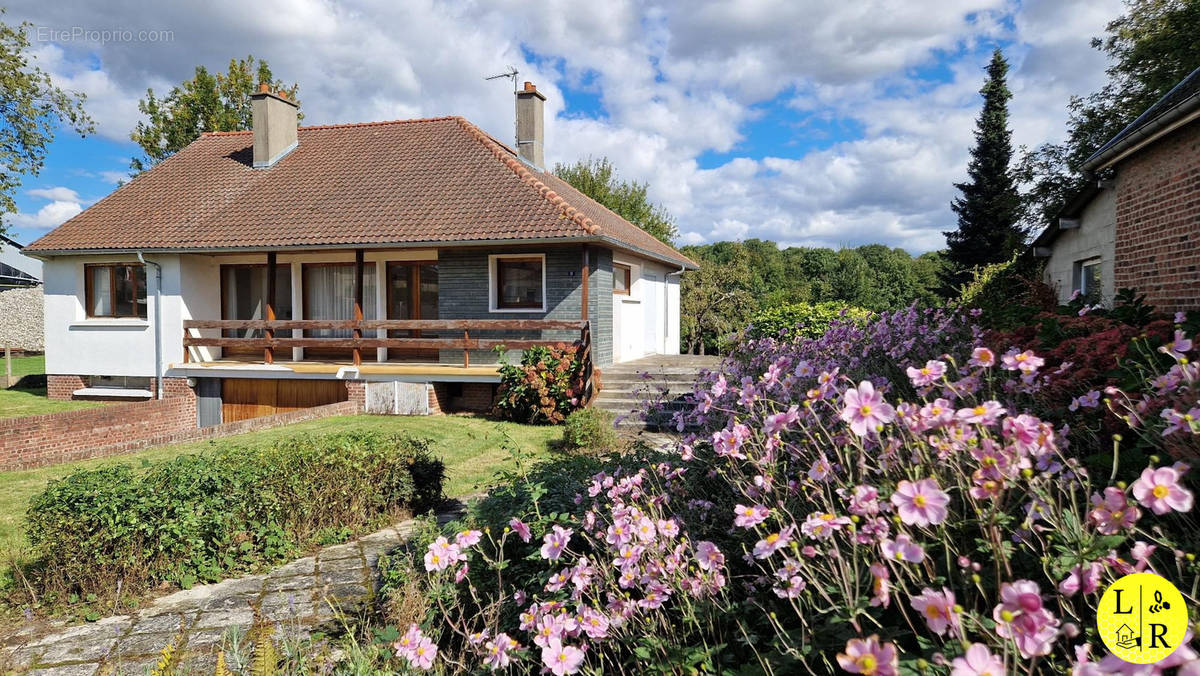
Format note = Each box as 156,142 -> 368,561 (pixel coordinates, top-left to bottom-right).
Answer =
0,355 -> 106,419
0,414 -> 561,553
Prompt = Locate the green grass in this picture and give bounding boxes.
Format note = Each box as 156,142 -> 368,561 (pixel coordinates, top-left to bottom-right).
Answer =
0,355 -> 107,419
0,414 -> 561,554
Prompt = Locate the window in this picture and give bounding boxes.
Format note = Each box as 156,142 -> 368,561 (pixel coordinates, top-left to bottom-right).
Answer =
221,264 -> 293,341
302,263 -> 377,337
613,263 -> 631,295
492,255 -> 545,310
85,264 -> 146,318
1074,258 -> 1102,305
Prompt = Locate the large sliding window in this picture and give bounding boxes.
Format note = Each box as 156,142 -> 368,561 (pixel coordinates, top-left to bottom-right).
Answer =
86,264 -> 147,318
220,265 -> 293,339
387,262 -> 438,327
302,263 -> 377,339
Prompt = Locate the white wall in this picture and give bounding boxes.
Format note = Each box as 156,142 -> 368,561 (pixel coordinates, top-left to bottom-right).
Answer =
43,253 -> 186,377
612,255 -> 681,362
1044,188 -> 1117,306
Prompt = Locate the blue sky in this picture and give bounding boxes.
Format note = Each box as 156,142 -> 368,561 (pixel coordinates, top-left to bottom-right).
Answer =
2,0 -> 1124,253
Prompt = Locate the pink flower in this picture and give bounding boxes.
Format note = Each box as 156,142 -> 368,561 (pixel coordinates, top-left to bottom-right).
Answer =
890,479 -> 949,527
840,380 -> 896,436
541,525 -> 574,561
483,633 -> 519,670
955,400 -> 1006,426
1001,348 -> 1045,373
455,529 -> 482,548
848,485 -> 881,516
950,644 -> 1005,676
696,541 -> 724,571
910,587 -> 960,637
994,580 -> 1060,658
906,360 -> 947,387
869,562 -> 890,608
509,518 -> 531,543
1088,487 -> 1140,534
423,537 -> 462,572
1161,329 -> 1194,359
880,534 -> 924,563
541,638 -> 585,675
712,423 -> 751,459
395,625 -> 437,670
836,635 -> 898,675
733,504 -> 770,528
801,512 -> 851,540
1132,466 -> 1194,515
969,347 -> 996,368
752,526 -> 795,559
1058,561 -> 1103,597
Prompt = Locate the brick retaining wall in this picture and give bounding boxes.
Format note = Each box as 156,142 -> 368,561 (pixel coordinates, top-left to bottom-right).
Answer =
0,397 -> 361,472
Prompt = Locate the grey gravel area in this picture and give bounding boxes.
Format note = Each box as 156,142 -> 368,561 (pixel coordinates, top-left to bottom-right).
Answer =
1,505 -> 463,675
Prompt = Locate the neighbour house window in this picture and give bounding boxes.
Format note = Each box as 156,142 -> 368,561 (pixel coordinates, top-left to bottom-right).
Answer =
220,265 -> 293,340
493,255 -> 544,310
613,263 -> 631,295
85,264 -> 146,318
1074,258 -> 1102,305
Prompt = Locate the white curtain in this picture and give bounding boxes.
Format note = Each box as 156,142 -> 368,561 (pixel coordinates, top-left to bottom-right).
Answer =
304,265 -> 376,337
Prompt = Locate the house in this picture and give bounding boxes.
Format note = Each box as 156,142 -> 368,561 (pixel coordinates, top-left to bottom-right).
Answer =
1034,66 -> 1200,311
0,234 -> 42,289
24,82 -> 697,421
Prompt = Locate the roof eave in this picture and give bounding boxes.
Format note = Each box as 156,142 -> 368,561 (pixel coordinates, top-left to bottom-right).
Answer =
1083,83 -> 1200,171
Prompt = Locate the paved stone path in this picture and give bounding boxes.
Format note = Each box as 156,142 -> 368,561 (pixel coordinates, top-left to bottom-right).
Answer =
2,507 -> 462,676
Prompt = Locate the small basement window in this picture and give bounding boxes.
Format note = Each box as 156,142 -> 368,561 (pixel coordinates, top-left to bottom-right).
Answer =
613,263 -> 631,295
74,375 -> 154,399
85,264 -> 147,318
491,254 -> 545,311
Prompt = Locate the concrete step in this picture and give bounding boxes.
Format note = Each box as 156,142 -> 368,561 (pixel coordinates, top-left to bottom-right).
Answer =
601,367 -> 710,378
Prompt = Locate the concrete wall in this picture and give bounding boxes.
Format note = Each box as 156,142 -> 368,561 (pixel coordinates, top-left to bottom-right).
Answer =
0,286 -> 44,351
1044,188 -> 1117,306
1113,118 -> 1200,313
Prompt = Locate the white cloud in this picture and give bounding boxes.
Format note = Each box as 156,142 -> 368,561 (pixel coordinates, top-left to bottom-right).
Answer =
4,0 -> 1127,251
8,191 -> 85,230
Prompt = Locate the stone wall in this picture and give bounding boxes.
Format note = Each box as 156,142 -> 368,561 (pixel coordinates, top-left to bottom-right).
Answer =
1113,118 -> 1200,313
0,286 -> 43,352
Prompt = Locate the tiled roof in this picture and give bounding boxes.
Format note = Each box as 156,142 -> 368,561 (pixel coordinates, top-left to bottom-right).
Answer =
26,116 -> 697,268
1083,65 -> 1200,170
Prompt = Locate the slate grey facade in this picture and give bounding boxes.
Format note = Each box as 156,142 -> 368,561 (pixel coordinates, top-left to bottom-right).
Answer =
437,245 -> 614,366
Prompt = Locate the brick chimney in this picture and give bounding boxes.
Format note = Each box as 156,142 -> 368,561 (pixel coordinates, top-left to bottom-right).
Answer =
515,81 -> 546,168
251,84 -> 299,168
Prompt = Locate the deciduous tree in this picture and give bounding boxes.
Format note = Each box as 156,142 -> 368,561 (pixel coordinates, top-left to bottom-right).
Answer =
554,157 -> 679,246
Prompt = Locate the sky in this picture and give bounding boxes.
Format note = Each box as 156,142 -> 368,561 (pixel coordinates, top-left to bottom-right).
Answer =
1,0 -> 1125,253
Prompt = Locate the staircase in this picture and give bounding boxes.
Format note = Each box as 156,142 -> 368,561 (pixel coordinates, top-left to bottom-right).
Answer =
593,355 -> 720,431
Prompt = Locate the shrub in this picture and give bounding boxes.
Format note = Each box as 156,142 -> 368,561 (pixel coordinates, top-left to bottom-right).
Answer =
746,301 -> 872,341
560,407 -> 618,454
23,431 -> 445,602
957,254 -> 1055,330
493,344 -> 589,424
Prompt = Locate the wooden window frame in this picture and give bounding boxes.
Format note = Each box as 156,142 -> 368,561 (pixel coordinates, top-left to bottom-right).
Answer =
489,254 -> 546,312
84,263 -> 146,319
613,263 -> 632,295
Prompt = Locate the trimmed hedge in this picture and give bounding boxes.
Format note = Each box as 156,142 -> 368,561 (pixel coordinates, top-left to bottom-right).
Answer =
24,431 -> 445,600
746,301 -> 871,340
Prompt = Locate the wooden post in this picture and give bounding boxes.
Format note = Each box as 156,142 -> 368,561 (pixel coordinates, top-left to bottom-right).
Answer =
265,252 -> 277,364
581,245 -> 590,321
3,345 -> 10,389
463,329 -> 470,367
353,249 -> 364,366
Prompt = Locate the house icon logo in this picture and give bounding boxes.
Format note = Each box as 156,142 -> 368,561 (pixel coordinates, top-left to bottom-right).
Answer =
1098,573 -> 1188,664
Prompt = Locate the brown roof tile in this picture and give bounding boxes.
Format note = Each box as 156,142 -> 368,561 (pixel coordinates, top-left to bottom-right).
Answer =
26,116 -> 697,268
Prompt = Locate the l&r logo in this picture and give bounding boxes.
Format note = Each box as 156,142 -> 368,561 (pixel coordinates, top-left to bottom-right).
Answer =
1097,572 -> 1189,664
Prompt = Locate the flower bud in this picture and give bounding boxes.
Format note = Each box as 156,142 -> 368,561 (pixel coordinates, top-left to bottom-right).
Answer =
1112,434 -> 1123,442
971,574 -> 981,584
1021,468 -> 1033,478
1187,553 -> 1196,562
1150,455 -> 1160,464
1063,623 -> 1080,638
1116,481 -> 1126,490
1000,609 -> 1014,622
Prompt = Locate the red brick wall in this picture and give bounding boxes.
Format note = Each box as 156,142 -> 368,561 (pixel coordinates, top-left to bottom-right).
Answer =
429,383 -> 448,414
1114,119 -> 1200,313
461,383 -> 496,412
0,398 -> 359,472
345,380 -> 367,411
46,375 -> 86,401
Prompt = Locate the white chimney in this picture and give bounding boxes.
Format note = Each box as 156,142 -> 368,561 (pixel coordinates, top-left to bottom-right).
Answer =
515,81 -> 545,168
251,84 -> 299,168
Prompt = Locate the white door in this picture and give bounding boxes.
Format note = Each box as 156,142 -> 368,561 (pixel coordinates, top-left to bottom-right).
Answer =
643,274 -> 660,354
620,300 -> 641,359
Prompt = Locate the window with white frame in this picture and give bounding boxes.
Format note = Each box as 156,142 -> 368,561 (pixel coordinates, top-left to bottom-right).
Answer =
1073,258 -> 1102,305
490,254 -> 545,312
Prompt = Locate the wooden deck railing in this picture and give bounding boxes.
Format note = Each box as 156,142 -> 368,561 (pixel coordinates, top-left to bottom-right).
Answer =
182,318 -> 591,370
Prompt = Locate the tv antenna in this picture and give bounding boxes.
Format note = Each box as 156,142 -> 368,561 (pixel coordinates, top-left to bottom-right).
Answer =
485,65 -> 521,149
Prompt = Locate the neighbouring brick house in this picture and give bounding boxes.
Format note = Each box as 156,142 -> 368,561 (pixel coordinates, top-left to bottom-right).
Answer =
1035,66 -> 1200,312
23,82 -> 696,425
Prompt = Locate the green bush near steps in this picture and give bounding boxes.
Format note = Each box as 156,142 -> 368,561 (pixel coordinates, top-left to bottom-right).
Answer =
23,431 -> 445,602
560,407 -> 618,455
746,301 -> 872,341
